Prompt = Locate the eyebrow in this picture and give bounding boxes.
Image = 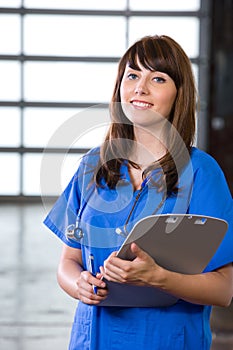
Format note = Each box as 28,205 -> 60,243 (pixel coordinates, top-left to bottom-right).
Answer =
127,65 -> 169,76
127,64 -> 141,71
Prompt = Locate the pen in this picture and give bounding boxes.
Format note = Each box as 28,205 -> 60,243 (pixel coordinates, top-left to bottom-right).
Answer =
88,254 -> 98,294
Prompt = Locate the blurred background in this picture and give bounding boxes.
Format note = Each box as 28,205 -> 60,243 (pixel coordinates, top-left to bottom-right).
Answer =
0,0 -> 232,349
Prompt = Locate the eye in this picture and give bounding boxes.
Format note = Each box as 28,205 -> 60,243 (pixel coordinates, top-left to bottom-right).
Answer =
127,73 -> 138,80
153,76 -> 166,83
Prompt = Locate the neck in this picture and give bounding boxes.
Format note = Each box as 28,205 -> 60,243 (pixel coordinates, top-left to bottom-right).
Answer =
131,126 -> 167,168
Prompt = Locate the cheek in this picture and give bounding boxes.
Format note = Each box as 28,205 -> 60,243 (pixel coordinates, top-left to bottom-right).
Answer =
120,84 -> 127,102
159,90 -> 177,113
167,94 -> 177,109
120,79 -> 133,103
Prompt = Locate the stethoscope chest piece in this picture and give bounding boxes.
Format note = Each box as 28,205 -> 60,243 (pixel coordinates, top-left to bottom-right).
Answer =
66,222 -> 84,241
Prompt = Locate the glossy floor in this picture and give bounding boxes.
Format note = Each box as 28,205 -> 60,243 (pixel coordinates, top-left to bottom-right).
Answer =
0,203 -> 232,350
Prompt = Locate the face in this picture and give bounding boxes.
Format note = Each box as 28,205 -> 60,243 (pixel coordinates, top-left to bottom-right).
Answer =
120,61 -> 177,129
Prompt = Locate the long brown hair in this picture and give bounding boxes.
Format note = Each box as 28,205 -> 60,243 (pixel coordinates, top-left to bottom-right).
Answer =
94,35 -> 197,194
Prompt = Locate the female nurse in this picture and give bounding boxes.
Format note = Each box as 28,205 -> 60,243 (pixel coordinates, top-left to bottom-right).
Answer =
44,35 -> 233,349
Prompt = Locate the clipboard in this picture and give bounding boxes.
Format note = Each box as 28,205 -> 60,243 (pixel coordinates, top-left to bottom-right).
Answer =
99,214 -> 228,307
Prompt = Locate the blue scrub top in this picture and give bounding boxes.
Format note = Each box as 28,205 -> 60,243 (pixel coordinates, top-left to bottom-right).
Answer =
44,147 -> 233,350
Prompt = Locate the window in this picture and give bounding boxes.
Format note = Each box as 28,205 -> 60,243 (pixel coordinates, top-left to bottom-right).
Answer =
0,0 -> 210,199
24,15 -> 126,57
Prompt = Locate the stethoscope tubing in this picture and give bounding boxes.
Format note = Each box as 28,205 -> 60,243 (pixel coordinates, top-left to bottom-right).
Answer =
65,174 -> 166,241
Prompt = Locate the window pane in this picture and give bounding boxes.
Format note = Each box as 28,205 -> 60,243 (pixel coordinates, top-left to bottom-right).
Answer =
24,107 -> 108,148
129,17 -> 199,58
0,153 -> 20,195
0,61 -> 21,101
23,154 -> 42,195
24,0 -> 126,10
24,62 -> 117,103
61,154 -> 83,191
0,15 -> 21,54
0,0 -> 21,7
24,15 -> 126,57
24,153 -> 83,196
73,123 -> 108,149
24,108 -> 79,147
129,0 -> 200,11
0,108 -> 21,146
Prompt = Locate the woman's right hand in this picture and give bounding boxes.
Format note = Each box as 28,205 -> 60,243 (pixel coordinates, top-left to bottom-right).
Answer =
57,245 -> 108,304
75,271 -> 108,305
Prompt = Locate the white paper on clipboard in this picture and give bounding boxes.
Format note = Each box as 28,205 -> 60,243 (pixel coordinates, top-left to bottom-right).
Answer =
99,214 -> 228,307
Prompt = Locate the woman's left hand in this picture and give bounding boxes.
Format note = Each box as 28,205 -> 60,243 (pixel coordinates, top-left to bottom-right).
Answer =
100,243 -> 164,286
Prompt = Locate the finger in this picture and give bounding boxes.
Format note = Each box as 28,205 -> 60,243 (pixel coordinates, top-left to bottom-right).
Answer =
80,272 -> 107,298
80,271 -> 105,289
108,251 -> 118,258
104,258 -> 125,276
130,243 -> 149,260
91,275 -> 106,289
101,264 -> 128,283
78,281 -> 108,304
105,254 -> 131,270
79,293 -> 107,305
96,287 -> 108,297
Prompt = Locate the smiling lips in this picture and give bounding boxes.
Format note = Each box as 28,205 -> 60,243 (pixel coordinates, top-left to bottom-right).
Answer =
130,100 -> 153,109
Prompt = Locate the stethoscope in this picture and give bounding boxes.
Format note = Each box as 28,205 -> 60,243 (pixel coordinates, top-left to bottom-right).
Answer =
115,176 -> 166,237
65,174 -> 166,242
65,186 -> 94,242
115,176 -> 150,237
66,217 -> 84,241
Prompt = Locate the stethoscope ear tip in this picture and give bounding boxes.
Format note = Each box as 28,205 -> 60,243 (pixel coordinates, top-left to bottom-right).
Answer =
115,227 -> 127,237
115,227 -> 123,235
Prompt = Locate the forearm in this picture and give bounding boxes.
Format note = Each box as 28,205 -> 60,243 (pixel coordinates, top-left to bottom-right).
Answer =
57,246 -> 108,304
57,258 -> 83,299
154,264 -> 233,307
102,245 -> 233,307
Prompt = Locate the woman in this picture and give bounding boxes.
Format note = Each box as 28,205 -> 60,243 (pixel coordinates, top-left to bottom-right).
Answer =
44,35 -> 233,349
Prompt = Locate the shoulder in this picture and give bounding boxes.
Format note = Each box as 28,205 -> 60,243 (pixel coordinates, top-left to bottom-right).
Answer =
188,148 -> 232,202
190,147 -> 223,175
75,147 -> 100,173
71,147 -> 100,190
187,148 -> 232,218
185,147 -> 231,199
81,146 -> 100,163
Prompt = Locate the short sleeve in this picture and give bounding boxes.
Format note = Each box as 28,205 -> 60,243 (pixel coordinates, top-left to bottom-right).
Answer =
188,149 -> 233,272
43,147 -> 100,249
43,171 -> 82,248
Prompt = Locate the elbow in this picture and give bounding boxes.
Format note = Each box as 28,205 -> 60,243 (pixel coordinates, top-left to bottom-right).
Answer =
221,296 -> 233,308
213,264 -> 233,307
225,299 -> 233,308
56,263 -> 66,291
214,295 -> 233,308
220,281 -> 233,307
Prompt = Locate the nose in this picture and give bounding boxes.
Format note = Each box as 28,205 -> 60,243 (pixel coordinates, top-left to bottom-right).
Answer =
134,79 -> 149,95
